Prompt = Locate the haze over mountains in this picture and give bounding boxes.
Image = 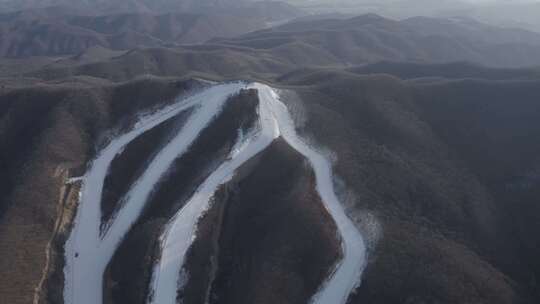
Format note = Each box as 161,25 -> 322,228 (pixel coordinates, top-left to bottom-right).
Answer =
1,0 -> 540,67
1,1 -> 540,304
285,0 -> 540,32
3,11 -> 540,80
0,0 -> 280,13
0,1 -> 303,57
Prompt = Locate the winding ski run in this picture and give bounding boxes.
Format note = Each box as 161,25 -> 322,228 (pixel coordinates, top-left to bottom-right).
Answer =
64,82 -> 367,304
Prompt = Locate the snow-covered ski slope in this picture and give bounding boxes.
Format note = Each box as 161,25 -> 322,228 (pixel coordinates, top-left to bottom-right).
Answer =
64,82 -> 367,304
63,83 -> 244,304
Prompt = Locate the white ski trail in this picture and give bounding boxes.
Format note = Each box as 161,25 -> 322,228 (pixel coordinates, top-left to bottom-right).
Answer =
64,81 -> 367,304
149,84 -> 280,304
149,83 -> 367,304
64,83 -> 244,304
253,83 -> 367,304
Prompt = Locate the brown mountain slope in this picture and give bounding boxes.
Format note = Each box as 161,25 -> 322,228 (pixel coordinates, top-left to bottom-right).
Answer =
347,61 -> 540,81
211,14 -> 540,68
0,77 -> 201,304
202,139 -> 340,304
29,46 -> 290,81
0,11 -> 270,57
277,71 -> 540,303
0,1 -> 304,58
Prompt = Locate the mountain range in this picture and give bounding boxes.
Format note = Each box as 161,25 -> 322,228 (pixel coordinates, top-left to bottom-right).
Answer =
2,12 -> 540,71
1,3 -> 540,304
0,1 -> 303,57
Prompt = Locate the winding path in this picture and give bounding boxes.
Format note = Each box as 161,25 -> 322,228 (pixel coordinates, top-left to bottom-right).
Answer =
64,82 -> 367,304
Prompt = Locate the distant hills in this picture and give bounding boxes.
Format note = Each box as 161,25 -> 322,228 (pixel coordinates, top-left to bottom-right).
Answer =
274,0 -> 540,33
2,5 -> 540,69
0,1 -> 303,57
211,14 -> 540,68
7,13 -> 540,82
0,0 -> 291,14
440,1 -> 540,33
0,11 -> 267,57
